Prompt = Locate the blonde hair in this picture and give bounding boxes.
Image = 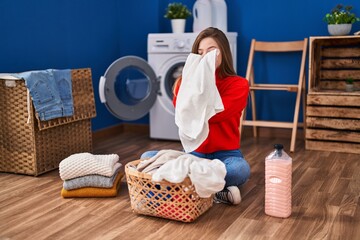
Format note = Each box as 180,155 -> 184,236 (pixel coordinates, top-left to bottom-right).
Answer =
173,27 -> 236,95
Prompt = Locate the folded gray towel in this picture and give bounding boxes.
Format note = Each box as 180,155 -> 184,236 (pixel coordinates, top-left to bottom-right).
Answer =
63,165 -> 121,190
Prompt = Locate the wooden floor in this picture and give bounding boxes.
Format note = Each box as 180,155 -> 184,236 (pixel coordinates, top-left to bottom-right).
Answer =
0,129 -> 359,240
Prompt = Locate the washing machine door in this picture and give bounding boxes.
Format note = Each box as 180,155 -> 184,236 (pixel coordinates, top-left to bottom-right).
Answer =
99,56 -> 159,121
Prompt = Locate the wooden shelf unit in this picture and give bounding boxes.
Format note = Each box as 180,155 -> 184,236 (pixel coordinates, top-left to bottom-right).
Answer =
305,36 -> 360,154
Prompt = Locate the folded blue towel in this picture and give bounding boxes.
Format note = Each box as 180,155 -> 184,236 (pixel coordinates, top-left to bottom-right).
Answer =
14,69 -> 73,121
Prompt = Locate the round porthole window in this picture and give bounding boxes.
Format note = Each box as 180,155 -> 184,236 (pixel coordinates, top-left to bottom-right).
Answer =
99,56 -> 158,121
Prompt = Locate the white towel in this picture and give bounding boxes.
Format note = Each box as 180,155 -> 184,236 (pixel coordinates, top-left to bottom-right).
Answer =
188,159 -> 226,198
136,149 -> 184,173
59,153 -> 120,180
151,154 -> 194,183
152,153 -> 226,198
175,50 -> 224,153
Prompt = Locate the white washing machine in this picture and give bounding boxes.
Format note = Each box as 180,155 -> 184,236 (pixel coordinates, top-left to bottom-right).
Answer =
99,32 -> 237,140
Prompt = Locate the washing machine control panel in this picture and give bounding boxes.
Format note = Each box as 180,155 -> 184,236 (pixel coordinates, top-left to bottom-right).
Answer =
175,39 -> 185,49
173,39 -> 192,52
148,33 -> 198,53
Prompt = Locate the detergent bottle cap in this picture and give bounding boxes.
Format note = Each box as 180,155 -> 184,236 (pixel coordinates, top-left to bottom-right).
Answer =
266,143 -> 292,161
274,144 -> 283,157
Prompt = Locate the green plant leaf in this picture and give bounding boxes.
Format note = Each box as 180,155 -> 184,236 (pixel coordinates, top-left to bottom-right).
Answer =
324,4 -> 360,24
164,2 -> 191,19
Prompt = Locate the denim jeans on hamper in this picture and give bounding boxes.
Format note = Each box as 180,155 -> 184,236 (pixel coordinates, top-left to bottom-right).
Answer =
15,69 -> 73,121
140,149 -> 250,188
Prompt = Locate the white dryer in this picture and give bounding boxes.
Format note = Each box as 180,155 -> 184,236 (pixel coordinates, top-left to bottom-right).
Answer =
99,32 -> 237,140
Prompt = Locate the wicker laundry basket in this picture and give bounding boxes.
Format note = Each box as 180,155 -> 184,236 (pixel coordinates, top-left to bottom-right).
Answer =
0,68 -> 96,176
125,160 -> 213,222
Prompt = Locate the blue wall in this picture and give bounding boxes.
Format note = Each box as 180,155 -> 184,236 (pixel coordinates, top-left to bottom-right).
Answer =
1,0 -> 359,131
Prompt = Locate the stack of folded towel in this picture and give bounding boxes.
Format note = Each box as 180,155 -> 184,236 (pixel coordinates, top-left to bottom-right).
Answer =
59,153 -> 123,198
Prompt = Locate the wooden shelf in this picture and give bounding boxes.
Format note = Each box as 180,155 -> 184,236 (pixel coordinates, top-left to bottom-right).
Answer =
306,36 -> 360,154
309,89 -> 360,96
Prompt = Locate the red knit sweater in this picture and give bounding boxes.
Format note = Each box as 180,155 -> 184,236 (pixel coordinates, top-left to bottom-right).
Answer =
173,73 -> 249,153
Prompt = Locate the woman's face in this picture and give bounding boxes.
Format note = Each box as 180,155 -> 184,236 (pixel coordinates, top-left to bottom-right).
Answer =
197,37 -> 222,68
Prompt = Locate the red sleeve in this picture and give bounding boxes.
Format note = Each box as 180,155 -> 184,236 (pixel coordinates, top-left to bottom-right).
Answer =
208,77 -> 249,123
173,82 -> 180,107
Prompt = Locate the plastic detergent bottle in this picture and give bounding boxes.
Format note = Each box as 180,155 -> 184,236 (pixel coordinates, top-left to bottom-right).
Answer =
192,0 -> 212,32
210,0 -> 227,32
265,144 -> 292,218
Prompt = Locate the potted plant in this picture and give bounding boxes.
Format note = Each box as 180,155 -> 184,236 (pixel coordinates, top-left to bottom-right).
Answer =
345,78 -> 354,92
164,2 -> 192,33
323,4 -> 360,36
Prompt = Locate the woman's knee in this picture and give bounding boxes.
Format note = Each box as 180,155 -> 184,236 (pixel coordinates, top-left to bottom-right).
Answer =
140,150 -> 158,159
224,157 -> 251,186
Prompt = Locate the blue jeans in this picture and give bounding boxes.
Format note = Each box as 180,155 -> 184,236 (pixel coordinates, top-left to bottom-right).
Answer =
15,69 -> 73,121
140,149 -> 250,188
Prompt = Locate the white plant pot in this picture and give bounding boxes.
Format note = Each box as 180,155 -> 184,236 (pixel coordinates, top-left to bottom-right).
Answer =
328,24 -> 352,36
171,19 -> 186,33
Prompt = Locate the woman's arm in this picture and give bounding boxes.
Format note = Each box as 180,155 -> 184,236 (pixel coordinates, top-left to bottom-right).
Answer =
209,78 -> 249,123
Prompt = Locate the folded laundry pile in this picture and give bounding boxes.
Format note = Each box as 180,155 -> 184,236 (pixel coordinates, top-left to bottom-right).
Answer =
59,152 -> 123,198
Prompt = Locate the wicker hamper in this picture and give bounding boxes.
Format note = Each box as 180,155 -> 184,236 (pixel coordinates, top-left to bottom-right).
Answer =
125,160 -> 213,223
0,68 -> 96,176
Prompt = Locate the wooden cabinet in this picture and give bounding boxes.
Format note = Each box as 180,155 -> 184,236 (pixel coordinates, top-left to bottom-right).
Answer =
305,36 -> 360,154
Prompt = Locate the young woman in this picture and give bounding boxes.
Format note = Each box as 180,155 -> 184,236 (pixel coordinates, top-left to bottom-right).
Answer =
141,27 -> 250,205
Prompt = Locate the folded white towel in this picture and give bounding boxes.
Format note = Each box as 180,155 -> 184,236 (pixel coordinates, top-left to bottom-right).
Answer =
175,50 -> 224,153
59,153 -> 120,180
